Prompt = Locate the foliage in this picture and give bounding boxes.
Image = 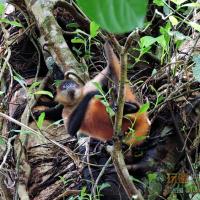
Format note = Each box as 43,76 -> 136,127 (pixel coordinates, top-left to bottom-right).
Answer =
76,0 -> 147,33
0,3 -> 22,27
0,136 -> 5,145
1,0 -> 200,199
68,183 -> 110,200
28,82 -> 53,98
71,21 -> 100,58
147,173 -> 164,200
138,102 -> 150,114
93,82 -> 115,118
36,112 -> 45,129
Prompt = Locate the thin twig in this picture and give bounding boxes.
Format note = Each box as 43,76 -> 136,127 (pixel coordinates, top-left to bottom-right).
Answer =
124,30 -> 139,53
0,49 -> 11,81
0,135 -> 16,170
0,112 -> 80,166
92,157 -> 111,198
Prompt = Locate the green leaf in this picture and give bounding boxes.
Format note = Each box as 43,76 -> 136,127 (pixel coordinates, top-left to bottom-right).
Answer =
93,82 -> 104,94
0,18 -> 22,27
0,91 -> 4,96
158,95 -> 164,104
71,37 -> 85,44
191,194 -> 200,200
169,31 -> 190,41
156,35 -> 167,50
34,90 -> 53,98
153,0 -> 164,6
29,81 -> 41,92
0,136 -> 5,145
151,68 -> 157,75
139,46 -> 151,56
106,106 -> 115,117
159,22 -> 171,45
59,176 -> 67,185
54,80 -> 62,87
95,94 -> 103,99
182,3 -> 200,8
0,3 -> 5,15
148,172 -> 157,182
14,75 -> 26,87
163,4 -> 170,15
140,36 -> 157,48
66,22 -> 80,28
187,21 -> 200,32
170,0 -> 187,6
192,55 -> 200,82
169,15 -> 178,26
99,183 -> 110,191
138,102 -> 150,114
37,112 -> 45,129
90,21 -> 99,38
101,100 -> 109,107
77,0 -> 147,34
80,186 -> 87,197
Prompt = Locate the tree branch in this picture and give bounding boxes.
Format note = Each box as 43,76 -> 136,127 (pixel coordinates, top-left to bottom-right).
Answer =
110,39 -> 144,199
20,0 -> 81,74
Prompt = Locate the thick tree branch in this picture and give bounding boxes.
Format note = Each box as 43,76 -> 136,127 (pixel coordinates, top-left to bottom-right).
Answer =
18,0 -> 80,74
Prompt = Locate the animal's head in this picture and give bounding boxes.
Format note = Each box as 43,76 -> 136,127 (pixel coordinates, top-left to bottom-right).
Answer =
56,79 -> 83,106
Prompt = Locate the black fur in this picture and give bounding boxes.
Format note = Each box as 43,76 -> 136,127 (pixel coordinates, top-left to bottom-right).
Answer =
36,100 -> 59,108
68,94 -> 139,137
112,102 -> 140,115
68,91 -> 99,137
124,102 -> 140,114
33,104 -> 63,121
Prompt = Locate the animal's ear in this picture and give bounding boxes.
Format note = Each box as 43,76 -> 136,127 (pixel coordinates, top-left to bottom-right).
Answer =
64,71 -> 85,85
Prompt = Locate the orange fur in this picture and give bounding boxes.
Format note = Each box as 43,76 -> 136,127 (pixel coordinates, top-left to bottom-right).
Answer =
104,42 -> 150,145
81,99 -> 113,140
76,96 -> 150,146
57,42 -> 150,146
123,113 -> 150,146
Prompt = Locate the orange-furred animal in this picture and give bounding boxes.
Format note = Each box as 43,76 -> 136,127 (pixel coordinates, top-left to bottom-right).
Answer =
56,42 -> 150,146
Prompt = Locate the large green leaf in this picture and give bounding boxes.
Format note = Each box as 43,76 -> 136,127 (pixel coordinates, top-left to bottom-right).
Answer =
77,0 -> 147,34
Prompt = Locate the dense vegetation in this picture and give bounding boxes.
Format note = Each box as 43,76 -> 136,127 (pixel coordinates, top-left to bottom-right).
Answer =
0,0 -> 200,199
